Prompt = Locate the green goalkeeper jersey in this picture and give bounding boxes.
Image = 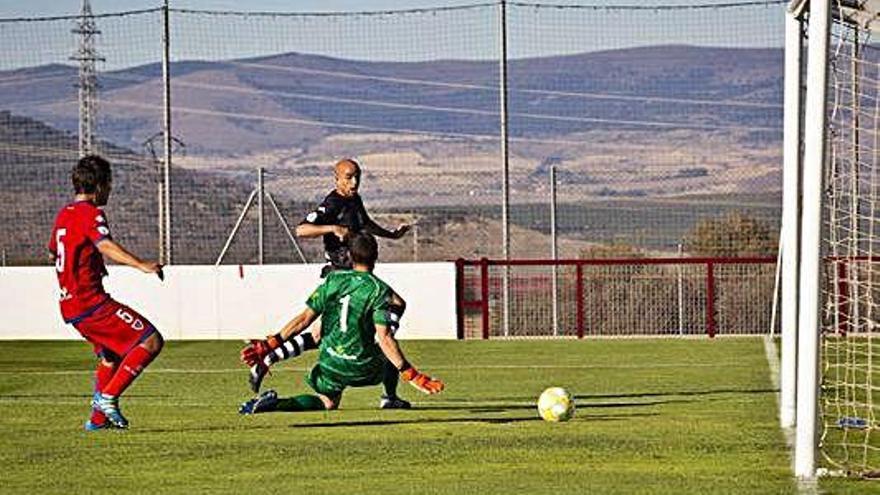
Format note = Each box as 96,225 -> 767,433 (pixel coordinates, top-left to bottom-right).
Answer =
305,269 -> 391,381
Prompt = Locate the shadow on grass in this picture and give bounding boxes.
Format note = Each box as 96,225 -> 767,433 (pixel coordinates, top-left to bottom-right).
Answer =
422,389 -> 773,411
574,388 -> 776,401
288,415 -> 541,428
413,399 -> 694,412
134,408 -> 660,434
472,388 -> 776,403
286,411 -> 659,429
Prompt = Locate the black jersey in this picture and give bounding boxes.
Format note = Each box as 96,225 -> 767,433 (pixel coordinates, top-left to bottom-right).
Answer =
300,190 -> 371,268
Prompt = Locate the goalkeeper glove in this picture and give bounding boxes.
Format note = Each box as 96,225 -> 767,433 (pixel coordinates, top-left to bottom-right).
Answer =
399,362 -> 444,395
240,333 -> 283,367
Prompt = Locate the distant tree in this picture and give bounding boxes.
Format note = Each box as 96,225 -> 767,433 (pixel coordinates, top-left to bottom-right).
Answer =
684,212 -> 776,257
579,242 -> 645,259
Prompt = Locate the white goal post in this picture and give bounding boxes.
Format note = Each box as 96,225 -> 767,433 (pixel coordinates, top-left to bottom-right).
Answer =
785,0 -> 880,480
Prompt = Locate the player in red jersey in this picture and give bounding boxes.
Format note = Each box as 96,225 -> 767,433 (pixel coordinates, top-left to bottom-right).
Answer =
48,155 -> 165,430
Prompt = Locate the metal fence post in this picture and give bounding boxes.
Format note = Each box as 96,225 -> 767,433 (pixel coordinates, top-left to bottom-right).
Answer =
455,259 -> 465,340
498,0 -> 511,337
677,242 -> 684,335
576,262 -> 584,338
161,0 -> 173,265
706,261 -> 716,338
480,257 -> 490,340
550,164 -> 559,336
258,167 -> 264,265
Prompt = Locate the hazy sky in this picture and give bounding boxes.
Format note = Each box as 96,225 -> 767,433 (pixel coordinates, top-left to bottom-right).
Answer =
0,1 -> 786,69
0,0 -> 786,17
3,1 -> 489,17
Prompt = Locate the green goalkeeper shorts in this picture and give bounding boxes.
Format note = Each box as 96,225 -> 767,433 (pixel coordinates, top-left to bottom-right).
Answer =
306,361 -> 385,398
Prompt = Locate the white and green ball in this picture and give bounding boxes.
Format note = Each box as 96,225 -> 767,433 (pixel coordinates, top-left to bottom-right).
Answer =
537,387 -> 575,422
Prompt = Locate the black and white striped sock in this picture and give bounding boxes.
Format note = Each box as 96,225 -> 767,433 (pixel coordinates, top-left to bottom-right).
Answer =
262,331 -> 317,367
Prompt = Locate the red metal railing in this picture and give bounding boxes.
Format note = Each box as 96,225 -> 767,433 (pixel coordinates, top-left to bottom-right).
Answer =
455,256 -> 777,339
825,255 -> 880,337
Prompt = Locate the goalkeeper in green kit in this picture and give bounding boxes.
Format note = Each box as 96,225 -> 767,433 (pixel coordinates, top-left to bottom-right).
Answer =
239,232 -> 444,414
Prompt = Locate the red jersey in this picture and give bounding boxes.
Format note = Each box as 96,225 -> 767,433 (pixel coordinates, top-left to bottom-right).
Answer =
48,200 -> 112,322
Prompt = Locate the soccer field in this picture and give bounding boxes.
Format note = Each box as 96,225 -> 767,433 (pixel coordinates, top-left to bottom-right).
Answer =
0,338 -> 871,494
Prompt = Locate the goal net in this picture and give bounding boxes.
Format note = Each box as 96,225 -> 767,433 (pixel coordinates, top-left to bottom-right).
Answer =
815,1 -> 880,477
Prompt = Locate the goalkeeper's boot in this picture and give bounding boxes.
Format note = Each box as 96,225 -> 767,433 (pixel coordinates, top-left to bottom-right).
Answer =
92,392 -> 129,429
248,362 -> 269,394
239,389 -> 279,415
379,395 -> 411,410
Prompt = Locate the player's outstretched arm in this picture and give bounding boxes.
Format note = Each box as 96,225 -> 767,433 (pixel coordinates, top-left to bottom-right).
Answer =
375,323 -> 444,394
364,219 -> 409,239
295,223 -> 349,241
96,239 -> 162,275
278,307 -> 319,341
241,307 -> 319,366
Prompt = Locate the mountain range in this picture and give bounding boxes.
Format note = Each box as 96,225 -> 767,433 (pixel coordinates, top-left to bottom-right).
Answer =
0,44 -> 782,156
0,44 -> 784,263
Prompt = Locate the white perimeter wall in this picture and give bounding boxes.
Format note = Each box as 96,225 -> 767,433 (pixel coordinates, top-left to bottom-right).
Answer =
0,263 -> 457,340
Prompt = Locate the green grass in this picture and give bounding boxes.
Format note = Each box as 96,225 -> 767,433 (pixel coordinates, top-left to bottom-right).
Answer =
0,338 -> 868,494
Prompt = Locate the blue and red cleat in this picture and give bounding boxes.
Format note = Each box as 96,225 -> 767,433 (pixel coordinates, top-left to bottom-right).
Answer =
91,392 -> 129,429
84,418 -> 109,431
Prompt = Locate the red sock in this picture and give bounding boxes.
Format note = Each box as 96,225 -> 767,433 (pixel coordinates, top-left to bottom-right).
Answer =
90,360 -> 116,424
102,346 -> 156,398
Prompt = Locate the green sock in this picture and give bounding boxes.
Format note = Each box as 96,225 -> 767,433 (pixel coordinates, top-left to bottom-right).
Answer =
275,394 -> 326,411
382,360 -> 400,398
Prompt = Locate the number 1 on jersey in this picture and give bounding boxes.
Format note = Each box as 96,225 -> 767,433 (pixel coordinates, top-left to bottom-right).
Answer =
339,294 -> 351,333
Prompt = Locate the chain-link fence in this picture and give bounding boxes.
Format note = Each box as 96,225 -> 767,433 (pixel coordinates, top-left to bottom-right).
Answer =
457,257 -> 776,338
0,8 -> 164,264
0,1 -> 786,266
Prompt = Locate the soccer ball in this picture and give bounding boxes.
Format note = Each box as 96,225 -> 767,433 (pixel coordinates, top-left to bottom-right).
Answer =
537,387 -> 575,422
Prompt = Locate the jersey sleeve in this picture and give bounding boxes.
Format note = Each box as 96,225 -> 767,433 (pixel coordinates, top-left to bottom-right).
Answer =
84,208 -> 112,244
371,286 -> 392,326
305,280 -> 328,314
300,194 -> 341,226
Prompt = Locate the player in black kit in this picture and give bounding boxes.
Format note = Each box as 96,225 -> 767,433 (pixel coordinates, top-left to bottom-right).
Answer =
296,158 -> 410,276
241,158 -> 413,409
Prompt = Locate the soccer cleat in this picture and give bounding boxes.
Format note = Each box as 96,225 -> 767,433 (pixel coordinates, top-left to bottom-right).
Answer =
239,389 -> 279,415
379,395 -> 411,410
248,363 -> 269,394
83,419 -> 109,431
92,392 -> 129,429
